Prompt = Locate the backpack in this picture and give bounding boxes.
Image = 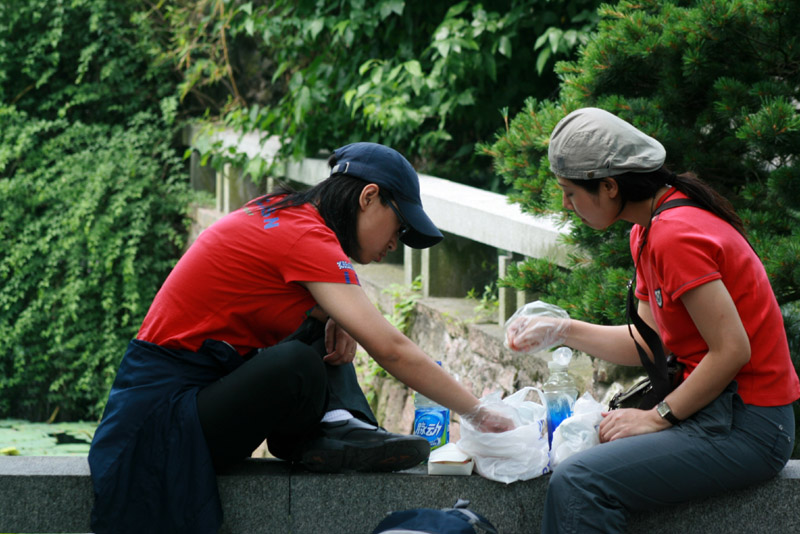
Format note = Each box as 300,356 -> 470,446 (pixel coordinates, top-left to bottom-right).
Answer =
371,499 -> 498,534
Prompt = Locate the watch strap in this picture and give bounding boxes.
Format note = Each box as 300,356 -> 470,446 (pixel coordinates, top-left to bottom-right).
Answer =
658,400 -> 681,425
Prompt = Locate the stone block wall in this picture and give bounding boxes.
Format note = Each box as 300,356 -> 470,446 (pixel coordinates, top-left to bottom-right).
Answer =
354,262 -> 629,440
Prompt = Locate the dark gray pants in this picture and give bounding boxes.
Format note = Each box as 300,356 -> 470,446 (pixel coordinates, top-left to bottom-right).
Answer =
542,383 -> 795,534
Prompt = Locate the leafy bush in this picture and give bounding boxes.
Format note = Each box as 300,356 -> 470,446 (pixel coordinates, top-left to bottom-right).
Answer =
0,0 -> 191,420
149,0 -> 602,189
0,0 -> 176,124
0,109 -> 190,420
483,0 -> 800,322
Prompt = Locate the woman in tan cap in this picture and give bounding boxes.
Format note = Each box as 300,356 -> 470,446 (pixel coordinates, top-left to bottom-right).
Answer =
507,108 -> 799,533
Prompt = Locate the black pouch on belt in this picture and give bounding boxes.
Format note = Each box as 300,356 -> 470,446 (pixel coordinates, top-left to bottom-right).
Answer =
608,352 -> 684,410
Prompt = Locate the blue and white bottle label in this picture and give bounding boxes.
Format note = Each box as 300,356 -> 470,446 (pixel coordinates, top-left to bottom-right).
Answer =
413,407 -> 450,450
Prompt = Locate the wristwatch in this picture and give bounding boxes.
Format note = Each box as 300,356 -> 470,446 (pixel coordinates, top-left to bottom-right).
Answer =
657,400 -> 681,425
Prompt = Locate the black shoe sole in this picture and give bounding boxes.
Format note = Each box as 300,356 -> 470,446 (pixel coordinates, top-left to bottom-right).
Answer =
299,437 -> 429,473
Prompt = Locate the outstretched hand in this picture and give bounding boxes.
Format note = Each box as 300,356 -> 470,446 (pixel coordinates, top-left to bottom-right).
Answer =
461,405 -> 516,433
505,315 -> 571,354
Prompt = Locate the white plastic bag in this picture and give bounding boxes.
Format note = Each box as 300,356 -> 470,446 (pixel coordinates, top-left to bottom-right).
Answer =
550,392 -> 605,470
457,387 -> 550,484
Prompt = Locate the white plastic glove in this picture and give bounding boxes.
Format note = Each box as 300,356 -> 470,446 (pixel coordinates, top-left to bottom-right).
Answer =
504,300 -> 571,354
460,404 -> 516,433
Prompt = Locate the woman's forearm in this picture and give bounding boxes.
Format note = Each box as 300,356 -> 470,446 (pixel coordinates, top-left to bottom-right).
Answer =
566,321 -> 644,366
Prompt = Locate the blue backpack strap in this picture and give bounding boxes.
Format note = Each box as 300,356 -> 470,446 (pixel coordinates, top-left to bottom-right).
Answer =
442,509 -> 497,534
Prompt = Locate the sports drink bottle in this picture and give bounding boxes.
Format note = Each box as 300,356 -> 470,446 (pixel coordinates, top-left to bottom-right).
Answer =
412,362 -> 450,451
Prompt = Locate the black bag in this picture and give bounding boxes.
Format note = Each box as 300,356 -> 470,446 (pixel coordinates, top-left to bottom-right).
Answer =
608,353 -> 684,410
371,499 -> 498,534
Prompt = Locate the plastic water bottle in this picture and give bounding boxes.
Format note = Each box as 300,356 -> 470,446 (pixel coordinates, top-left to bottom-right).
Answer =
542,347 -> 579,446
413,362 -> 450,451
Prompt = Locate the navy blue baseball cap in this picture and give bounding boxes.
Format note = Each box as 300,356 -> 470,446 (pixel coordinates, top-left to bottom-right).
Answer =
330,142 -> 443,249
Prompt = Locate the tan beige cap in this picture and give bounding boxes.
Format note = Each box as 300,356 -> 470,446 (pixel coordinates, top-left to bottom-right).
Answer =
548,107 -> 666,180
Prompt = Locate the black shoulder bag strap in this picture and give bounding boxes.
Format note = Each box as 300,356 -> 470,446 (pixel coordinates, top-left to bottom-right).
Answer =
626,198 -> 705,403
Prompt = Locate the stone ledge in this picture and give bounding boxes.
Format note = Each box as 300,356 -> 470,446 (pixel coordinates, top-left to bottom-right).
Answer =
1,457 -> 798,533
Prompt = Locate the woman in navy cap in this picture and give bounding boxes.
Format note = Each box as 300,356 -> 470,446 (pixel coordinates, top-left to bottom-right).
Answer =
89,142 -> 512,534
506,108 -> 799,533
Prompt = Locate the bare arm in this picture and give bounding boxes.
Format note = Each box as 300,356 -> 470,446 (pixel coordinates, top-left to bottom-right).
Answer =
662,279 -> 750,419
509,301 -> 663,367
303,281 -> 482,416
562,320 -> 643,366
599,279 -> 750,441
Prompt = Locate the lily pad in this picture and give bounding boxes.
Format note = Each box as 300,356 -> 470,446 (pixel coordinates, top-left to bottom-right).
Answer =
0,419 -> 97,456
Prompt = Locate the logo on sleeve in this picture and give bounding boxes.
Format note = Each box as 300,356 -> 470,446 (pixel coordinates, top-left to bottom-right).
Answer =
337,260 -> 358,285
654,288 -> 663,308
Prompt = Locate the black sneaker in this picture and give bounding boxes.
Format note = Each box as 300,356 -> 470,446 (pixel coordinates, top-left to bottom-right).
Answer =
285,418 -> 430,473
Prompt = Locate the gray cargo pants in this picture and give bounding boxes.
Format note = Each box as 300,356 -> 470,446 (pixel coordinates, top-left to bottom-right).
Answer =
542,382 -> 795,534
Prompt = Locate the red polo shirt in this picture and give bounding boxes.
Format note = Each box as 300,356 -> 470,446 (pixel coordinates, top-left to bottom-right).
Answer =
138,196 -> 359,355
631,189 -> 799,406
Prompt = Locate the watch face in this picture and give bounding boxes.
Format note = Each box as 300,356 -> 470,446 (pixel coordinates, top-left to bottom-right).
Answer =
657,401 -> 679,424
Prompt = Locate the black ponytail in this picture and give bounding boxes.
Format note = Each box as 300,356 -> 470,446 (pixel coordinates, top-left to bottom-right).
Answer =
669,172 -> 746,236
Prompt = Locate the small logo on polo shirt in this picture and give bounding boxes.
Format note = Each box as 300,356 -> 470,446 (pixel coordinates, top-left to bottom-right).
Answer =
337,260 -> 358,285
655,288 -> 663,308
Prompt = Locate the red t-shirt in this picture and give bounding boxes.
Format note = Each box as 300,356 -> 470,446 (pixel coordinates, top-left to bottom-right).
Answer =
630,188 -> 800,406
137,196 -> 360,355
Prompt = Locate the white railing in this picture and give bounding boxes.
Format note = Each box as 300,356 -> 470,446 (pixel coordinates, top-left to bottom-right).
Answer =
185,124 -> 573,324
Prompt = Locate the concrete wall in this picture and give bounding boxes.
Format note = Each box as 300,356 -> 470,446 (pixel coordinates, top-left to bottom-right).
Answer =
2,456 -> 799,534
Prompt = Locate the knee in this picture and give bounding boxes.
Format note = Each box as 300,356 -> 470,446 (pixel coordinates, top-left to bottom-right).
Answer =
549,460 -> 575,490
291,343 -> 327,393
255,341 -> 327,397
549,453 -> 595,497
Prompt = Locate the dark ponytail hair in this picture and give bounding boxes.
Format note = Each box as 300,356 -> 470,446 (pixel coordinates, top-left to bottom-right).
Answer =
246,154 -> 373,258
569,167 -> 746,236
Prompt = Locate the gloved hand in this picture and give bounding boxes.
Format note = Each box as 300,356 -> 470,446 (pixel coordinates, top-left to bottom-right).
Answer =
504,300 -> 571,354
460,404 -> 516,433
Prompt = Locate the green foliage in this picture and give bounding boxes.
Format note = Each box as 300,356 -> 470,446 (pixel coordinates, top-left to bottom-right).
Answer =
0,0 -> 191,421
484,0 -> 800,323
147,0 -> 602,190
382,276 -> 423,335
479,99 -> 571,212
467,282 -> 500,320
0,109 -> 191,420
0,0 -> 176,123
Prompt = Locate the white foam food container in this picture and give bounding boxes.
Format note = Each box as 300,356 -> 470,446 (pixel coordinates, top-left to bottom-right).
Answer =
427,443 -> 474,476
